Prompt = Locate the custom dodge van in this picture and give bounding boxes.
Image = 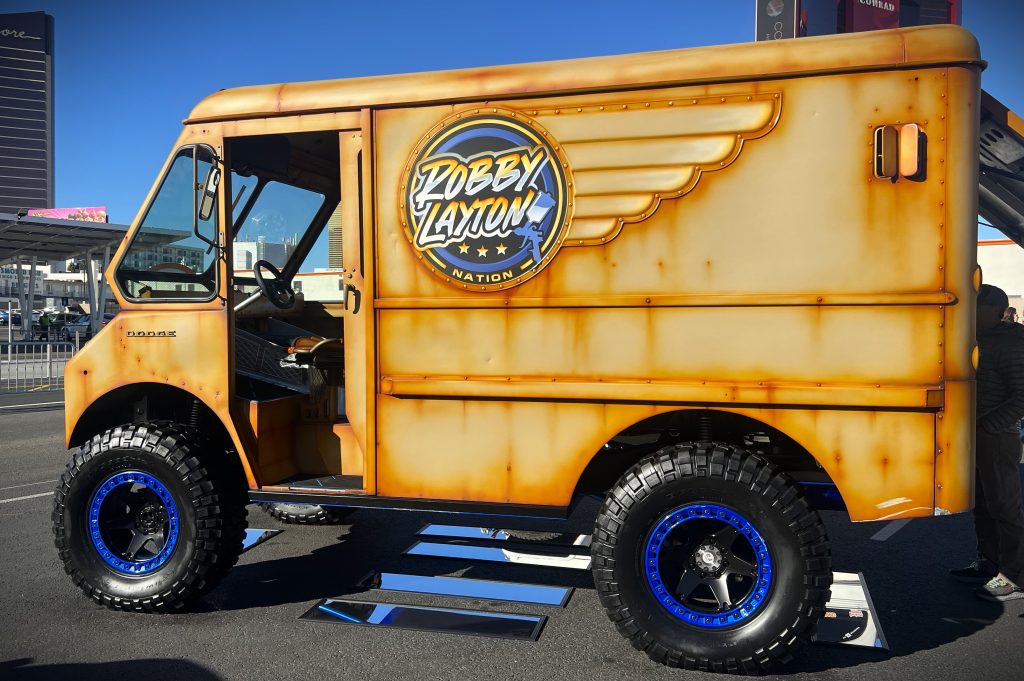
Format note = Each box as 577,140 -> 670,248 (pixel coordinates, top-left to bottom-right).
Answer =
54,25 -> 982,673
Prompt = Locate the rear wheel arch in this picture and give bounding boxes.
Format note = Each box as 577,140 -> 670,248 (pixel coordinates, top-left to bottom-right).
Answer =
573,408 -> 841,507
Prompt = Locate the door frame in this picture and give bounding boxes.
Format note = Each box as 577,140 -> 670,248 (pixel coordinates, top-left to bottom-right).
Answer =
207,111 -> 376,491
339,117 -> 378,493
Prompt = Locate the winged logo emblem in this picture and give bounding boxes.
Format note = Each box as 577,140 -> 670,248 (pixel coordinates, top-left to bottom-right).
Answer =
400,94 -> 781,291
531,92 -> 781,246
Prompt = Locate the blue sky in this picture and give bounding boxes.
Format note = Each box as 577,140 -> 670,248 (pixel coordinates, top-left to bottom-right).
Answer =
6,0 -> 1023,263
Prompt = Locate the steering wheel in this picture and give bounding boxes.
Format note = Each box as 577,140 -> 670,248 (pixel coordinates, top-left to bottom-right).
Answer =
253,260 -> 296,309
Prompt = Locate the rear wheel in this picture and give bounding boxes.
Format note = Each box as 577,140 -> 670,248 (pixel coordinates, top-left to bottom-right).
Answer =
260,502 -> 353,525
52,422 -> 247,612
503,530 -> 564,542
592,442 -> 831,674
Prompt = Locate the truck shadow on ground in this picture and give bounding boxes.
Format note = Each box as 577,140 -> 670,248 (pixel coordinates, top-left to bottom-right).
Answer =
208,505 -> 1008,676
1,657 -> 223,681
775,511 -> 1006,675
206,506 -> 596,614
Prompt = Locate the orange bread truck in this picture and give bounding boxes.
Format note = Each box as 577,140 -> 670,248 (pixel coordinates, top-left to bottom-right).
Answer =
54,25 -> 981,673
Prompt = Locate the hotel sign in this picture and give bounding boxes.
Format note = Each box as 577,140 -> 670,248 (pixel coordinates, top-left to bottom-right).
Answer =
0,11 -> 47,50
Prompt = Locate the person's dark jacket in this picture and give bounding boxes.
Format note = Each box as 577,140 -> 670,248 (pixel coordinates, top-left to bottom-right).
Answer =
977,321 -> 1024,434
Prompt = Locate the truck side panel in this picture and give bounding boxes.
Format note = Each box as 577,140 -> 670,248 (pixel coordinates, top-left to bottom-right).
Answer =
372,66 -> 975,519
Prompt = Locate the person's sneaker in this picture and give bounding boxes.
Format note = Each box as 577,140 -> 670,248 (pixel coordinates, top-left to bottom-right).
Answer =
976,574 -> 1024,602
950,560 -> 997,584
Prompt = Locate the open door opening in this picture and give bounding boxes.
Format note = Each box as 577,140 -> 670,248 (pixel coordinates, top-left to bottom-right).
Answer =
224,128 -> 369,495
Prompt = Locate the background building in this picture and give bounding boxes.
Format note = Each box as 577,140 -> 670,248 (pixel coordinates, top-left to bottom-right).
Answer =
233,235 -> 297,270
978,239 -> 1024,316
0,11 -> 54,213
0,261 -> 107,312
120,243 -> 204,273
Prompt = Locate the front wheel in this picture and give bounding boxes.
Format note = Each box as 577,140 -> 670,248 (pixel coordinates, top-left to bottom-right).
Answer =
52,423 -> 247,612
592,442 -> 831,674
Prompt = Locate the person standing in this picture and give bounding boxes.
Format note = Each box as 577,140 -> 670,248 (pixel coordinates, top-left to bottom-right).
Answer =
950,284 -> 1024,601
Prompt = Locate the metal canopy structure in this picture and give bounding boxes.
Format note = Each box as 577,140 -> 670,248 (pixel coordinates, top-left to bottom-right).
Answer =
979,91 -> 1024,249
0,213 -> 127,264
0,213 -> 129,338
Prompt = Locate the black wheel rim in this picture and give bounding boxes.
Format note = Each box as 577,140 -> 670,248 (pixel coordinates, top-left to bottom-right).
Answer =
87,471 -> 180,575
643,502 -> 773,629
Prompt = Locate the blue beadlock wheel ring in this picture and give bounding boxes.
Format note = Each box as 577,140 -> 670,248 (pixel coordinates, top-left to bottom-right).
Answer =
644,502 -> 774,629
87,470 -> 180,575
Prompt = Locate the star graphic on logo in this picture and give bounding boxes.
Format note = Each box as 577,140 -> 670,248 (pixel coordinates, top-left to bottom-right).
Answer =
495,243 -> 508,255
476,245 -> 488,257
457,242 -> 469,254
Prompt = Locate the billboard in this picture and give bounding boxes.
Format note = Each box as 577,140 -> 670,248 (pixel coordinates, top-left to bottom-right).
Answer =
842,0 -> 901,32
28,207 -> 108,223
758,0 -> 961,40
756,0 -> 800,41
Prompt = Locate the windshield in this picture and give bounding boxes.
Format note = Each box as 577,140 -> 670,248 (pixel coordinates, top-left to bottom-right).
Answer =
115,146 -> 220,300
233,180 -> 326,270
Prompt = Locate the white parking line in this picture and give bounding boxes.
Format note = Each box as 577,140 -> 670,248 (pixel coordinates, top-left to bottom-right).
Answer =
0,401 -> 64,411
0,479 -> 56,492
870,519 -> 911,542
0,491 -> 53,504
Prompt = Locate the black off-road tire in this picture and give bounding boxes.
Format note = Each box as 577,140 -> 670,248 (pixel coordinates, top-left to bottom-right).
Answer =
260,502 -> 353,525
52,422 -> 247,613
592,442 -> 831,675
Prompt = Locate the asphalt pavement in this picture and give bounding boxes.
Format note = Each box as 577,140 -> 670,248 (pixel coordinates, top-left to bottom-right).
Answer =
2,408 -> 1023,681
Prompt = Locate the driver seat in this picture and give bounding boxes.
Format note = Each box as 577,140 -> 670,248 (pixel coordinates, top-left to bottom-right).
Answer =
285,336 -> 344,370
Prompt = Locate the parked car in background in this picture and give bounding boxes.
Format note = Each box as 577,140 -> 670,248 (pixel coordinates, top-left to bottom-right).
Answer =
61,313 -> 116,343
32,313 -> 79,341
0,310 -> 23,326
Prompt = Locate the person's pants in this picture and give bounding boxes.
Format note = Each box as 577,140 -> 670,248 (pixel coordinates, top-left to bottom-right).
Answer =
974,430 -> 1024,586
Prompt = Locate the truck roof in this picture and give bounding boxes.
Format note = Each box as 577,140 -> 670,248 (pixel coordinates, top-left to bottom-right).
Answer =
186,25 -> 981,124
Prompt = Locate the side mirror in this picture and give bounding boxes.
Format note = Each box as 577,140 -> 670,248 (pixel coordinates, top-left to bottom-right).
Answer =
198,166 -> 221,222
192,145 -> 221,251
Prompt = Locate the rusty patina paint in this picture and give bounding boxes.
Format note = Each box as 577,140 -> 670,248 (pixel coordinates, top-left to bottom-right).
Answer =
184,26 -> 980,124
63,308 -> 259,488
66,26 -> 981,521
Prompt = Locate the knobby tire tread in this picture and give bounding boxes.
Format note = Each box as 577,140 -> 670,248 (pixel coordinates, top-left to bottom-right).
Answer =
592,442 -> 831,675
52,421 -> 247,613
260,503 -> 352,525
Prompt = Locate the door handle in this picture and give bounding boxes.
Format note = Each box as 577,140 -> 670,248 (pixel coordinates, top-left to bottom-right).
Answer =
343,283 -> 361,314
